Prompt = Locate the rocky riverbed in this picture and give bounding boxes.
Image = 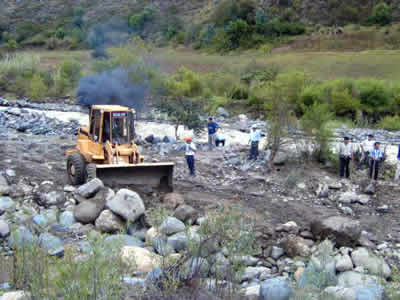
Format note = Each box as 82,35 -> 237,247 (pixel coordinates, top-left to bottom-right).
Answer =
0,100 -> 400,299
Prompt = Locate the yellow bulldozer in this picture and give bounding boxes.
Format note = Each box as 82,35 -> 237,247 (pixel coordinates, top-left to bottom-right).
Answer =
65,105 -> 174,190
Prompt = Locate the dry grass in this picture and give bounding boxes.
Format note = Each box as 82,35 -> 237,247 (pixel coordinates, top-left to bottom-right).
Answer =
152,47 -> 400,80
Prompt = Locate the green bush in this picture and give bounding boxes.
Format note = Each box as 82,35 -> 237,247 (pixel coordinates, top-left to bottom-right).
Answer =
28,74 -> 47,100
369,2 -> 392,26
15,23 -> 42,42
5,39 -> 18,52
376,115 -> 400,130
59,59 -> 82,84
355,78 -> 391,117
129,6 -> 156,31
0,54 -> 40,78
55,27 -> 66,40
212,0 -> 258,26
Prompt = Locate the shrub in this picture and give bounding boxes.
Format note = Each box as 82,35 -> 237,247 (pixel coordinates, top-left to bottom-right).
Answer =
369,2 -> 392,26
376,115 -> 400,131
225,19 -> 250,50
212,0 -> 258,26
355,78 -> 391,118
28,74 -> 47,100
301,103 -> 334,162
15,23 -> 42,42
5,39 -> 18,52
55,27 -> 66,40
0,54 -> 40,78
59,59 -> 82,84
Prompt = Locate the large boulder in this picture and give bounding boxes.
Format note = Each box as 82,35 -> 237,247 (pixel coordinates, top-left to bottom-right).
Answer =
121,246 -> 161,273
73,200 -> 104,224
0,219 -> 10,238
282,235 -> 311,258
311,216 -> 361,247
259,277 -> 293,300
338,271 -> 380,288
0,174 -> 10,195
95,209 -> 125,233
161,193 -> 184,210
338,192 -> 360,204
74,178 -> 104,198
106,189 -> 145,222
38,233 -> 64,257
160,217 -> 185,236
351,248 -> 391,278
173,204 -> 198,224
335,254 -> 354,272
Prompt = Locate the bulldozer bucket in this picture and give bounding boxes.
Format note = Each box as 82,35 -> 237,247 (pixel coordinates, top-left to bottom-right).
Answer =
94,162 -> 174,192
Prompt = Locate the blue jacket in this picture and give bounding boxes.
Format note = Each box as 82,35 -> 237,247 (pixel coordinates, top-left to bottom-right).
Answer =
398,145 -> 400,160
208,122 -> 219,134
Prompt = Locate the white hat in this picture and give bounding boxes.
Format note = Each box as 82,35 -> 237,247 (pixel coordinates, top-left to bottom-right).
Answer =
251,124 -> 258,129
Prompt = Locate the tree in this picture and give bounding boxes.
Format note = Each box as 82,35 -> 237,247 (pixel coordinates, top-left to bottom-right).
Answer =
154,96 -> 205,139
301,103 -> 334,162
369,2 -> 392,26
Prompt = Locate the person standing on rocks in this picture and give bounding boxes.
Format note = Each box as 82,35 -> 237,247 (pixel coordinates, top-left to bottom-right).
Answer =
248,124 -> 264,160
396,145 -> 400,183
337,136 -> 354,179
369,142 -> 384,183
215,131 -> 226,147
357,134 -> 375,170
184,137 -> 196,176
207,117 -> 219,149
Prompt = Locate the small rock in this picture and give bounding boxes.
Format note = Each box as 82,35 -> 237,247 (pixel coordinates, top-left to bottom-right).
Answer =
338,192 -> 359,204
0,196 -> 15,213
273,152 -> 288,166
5,169 -> 16,177
241,266 -> 270,282
0,219 -> 10,238
259,277 -> 293,300
59,211 -> 76,228
161,192 -> 184,209
316,184 -> 329,198
173,204 -> 198,224
276,221 -> 299,234
38,233 -> 64,257
160,217 -> 185,235
376,205 -> 389,213
335,254 -> 354,272
1,291 -> 31,300
167,231 -> 188,252
95,209 -> 125,233
282,235 -> 311,258
145,227 -> 159,244
0,174 -> 10,195
271,246 -> 285,259
364,183 -> 376,195
38,191 -> 65,207
33,215 -> 48,227
64,185 -> 76,192
106,189 -> 145,222
357,195 -> 370,205
75,178 -> 104,198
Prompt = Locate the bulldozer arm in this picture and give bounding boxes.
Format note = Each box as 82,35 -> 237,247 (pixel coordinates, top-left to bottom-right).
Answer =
93,162 -> 174,192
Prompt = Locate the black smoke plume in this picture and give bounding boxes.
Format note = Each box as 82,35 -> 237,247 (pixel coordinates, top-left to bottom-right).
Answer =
76,68 -> 149,112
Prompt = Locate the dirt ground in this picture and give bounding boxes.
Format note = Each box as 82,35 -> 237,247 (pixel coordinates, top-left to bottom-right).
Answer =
2,133 -> 400,253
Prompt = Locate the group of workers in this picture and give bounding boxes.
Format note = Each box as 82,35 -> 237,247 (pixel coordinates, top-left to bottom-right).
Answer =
338,134 -> 400,183
183,117 -> 265,176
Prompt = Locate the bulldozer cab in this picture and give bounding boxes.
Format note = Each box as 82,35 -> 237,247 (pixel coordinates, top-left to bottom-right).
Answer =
89,106 -> 135,145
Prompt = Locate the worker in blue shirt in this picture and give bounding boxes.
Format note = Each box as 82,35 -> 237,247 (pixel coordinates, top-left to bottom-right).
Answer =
207,117 -> 219,149
396,144 -> 400,183
369,142 -> 384,182
248,124 -> 264,160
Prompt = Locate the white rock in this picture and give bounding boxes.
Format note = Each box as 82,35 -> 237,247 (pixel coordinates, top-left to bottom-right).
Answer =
335,254 -> 354,272
351,247 -> 391,278
120,246 -> 161,273
95,209 -> 125,233
1,290 -> 31,300
106,189 -> 145,222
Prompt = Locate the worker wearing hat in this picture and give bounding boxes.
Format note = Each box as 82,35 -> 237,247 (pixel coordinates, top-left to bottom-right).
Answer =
248,124 -> 264,160
337,136 -> 354,179
184,137 -> 196,176
357,134 -> 375,170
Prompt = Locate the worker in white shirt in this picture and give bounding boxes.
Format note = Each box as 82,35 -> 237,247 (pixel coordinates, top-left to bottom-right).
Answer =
337,136 -> 354,179
184,137 -> 196,176
248,124 -> 264,160
369,142 -> 384,182
357,134 -> 375,170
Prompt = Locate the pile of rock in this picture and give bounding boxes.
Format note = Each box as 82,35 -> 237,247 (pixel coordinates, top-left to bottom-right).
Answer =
0,107 -> 79,137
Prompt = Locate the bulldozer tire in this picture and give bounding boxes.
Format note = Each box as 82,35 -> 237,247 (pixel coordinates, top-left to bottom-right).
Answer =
86,164 -> 97,182
67,153 -> 86,185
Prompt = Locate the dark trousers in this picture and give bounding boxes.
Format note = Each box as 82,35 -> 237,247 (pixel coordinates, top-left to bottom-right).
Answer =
357,151 -> 370,170
340,156 -> 351,178
249,141 -> 259,160
186,155 -> 195,176
215,139 -> 225,147
369,159 -> 380,180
